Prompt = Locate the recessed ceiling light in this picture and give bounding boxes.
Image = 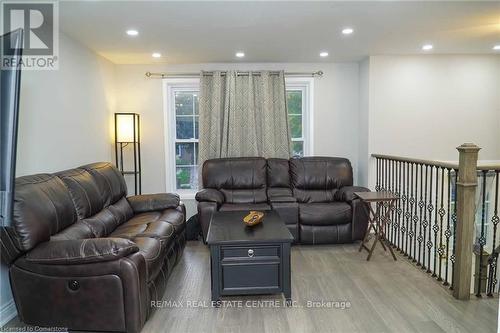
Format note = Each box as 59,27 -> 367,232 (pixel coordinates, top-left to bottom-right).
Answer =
493,45 -> 500,51
319,51 -> 329,57
342,28 -> 354,35
235,52 -> 245,58
422,44 -> 433,51
152,52 -> 161,58
126,29 -> 139,36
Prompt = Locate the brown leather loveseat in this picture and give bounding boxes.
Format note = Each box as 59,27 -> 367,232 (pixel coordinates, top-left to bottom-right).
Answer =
0,162 -> 186,333
196,156 -> 369,244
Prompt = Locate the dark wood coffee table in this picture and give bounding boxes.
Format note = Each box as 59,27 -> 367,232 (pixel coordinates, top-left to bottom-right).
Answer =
206,210 -> 293,304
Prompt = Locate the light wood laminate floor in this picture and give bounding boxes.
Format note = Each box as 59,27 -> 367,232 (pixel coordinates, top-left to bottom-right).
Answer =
143,241 -> 498,333
5,241 -> 498,333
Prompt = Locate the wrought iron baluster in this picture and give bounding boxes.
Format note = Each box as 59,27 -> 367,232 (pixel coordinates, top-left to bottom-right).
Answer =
487,171 -> 499,296
383,158 -> 387,191
417,164 -> 424,266
413,163 -> 418,261
422,165 -> 429,270
376,158 -> 380,191
396,160 -> 402,250
390,160 -> 396,247
401,161 -> 408,255
437,167 -> 446,281
450,169 -> 458,290
432,166 -> 440,277
476,170 -> 488,297
444,168 -> 452,286
385,159 -> 389,239
427,165 -> 434,274
407,163 -> 413,258
405,162 -> 411,256
409,163 -> 416,260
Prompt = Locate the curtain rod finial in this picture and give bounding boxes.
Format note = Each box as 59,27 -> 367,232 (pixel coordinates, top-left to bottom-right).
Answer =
315,70 -> 324,77
145,72 -> 151,77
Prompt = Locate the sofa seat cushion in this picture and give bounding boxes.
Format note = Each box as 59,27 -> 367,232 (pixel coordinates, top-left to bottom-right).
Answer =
117,209 -> 185,234
299,202 -> 352,226
132,237 -> 166,282
158,209 -> 185,233
110,220 -> 175,241
219,203 -> 271,212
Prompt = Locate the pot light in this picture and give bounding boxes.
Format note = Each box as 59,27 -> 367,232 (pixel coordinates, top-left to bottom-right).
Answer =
152,52 -> 161,58
235,52 -> 245,58
319,51 -> 329,57
493,45 -> 500,51
342,28 -> 354,35
422,44 -> 433,51
126,29 -> 139,36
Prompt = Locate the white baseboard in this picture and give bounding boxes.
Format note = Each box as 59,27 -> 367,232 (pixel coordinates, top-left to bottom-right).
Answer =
0,299 -> 17,327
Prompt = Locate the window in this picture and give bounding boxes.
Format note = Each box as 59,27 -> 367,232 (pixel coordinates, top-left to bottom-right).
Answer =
286,77 -> 313,157
164,77 -> 313,194
164,79 -> 200,195
287,90 -> 304,156
174,91 -> 199,190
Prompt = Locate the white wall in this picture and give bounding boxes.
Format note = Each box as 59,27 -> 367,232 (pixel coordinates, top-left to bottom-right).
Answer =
358,58 -> 370,187
361,55 -> 500,189
1,33 -> 116,326
16,34 -> 116,176
113,62 -> 361,217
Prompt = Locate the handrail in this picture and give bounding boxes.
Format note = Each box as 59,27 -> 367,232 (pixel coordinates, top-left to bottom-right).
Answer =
477,164 -> 500,171
371,154 -> 458,169
372,154 -> 500,171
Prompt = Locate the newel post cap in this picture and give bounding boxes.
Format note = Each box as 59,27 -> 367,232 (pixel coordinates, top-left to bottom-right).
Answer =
456,143 -> 481,153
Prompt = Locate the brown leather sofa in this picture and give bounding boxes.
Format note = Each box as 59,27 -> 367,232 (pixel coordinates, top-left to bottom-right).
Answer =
196,157 -> 369,244
0,162 -> 186,333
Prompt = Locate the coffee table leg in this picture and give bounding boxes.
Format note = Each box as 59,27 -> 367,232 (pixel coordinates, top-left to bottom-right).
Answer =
282,243 -> 292,306
210,245 -> 221,304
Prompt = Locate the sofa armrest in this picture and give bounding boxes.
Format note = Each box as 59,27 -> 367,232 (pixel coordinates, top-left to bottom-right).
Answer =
335,186 -> 370,203
269,196 -> 297,203
127,193 -> 180,213
25,238 -> 139,265
195,188 -> 224,205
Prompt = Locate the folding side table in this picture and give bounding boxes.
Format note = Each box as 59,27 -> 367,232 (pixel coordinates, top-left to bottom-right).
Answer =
355,191 -> 399,261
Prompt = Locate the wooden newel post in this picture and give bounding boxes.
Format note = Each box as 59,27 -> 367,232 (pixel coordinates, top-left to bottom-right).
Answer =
453,143 -> 480,300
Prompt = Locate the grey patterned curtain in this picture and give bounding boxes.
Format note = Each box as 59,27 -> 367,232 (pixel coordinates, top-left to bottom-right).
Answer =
198,70 -> 291,167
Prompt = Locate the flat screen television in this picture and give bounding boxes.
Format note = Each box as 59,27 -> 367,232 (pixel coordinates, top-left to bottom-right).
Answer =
0,29 -> 23,227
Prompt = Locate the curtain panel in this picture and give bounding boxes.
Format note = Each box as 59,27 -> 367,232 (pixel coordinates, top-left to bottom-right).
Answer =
198,70 -> 291,169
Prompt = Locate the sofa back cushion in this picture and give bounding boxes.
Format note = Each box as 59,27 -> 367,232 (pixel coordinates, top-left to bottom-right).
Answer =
202,157 -> 267,203
267,158 -> 292,197
290,157 -> 353,203
57,164 -> 132,238
11,174 -> 78,251
56,168 -> 104,219
81,162 -> 127,206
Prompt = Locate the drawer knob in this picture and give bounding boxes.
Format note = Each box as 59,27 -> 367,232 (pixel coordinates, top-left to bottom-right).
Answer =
248,249 -> 254,257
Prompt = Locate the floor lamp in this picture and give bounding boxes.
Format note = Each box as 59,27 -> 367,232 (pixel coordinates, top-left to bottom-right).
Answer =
114,113 -> 141,195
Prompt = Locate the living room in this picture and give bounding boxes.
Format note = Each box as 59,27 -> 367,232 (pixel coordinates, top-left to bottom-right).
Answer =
0,1 -> 499,332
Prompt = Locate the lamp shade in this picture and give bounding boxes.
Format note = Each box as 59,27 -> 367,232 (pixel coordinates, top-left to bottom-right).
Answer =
115,113 -> 138,143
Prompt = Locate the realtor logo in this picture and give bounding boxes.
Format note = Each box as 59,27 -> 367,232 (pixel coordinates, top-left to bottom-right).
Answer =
1,1 -> 59,70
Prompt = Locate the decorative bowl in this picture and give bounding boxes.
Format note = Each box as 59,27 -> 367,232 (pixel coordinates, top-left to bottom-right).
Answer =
243,211 -> 264,227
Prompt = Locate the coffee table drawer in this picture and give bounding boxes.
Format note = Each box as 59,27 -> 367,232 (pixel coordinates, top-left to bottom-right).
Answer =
221,262 -> 280,292
221,245 -> 280,260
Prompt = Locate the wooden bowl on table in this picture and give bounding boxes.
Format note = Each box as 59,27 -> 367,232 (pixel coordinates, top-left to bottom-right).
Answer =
243,211 -> 264,227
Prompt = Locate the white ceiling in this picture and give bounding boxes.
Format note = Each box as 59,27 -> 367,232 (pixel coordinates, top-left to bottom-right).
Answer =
59,1 -> 500,64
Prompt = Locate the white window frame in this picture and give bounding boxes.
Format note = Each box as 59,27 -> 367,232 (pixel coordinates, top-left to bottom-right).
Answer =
163,78 -> 200,198
163,76 -> 314,197
285,77 -> 314,156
